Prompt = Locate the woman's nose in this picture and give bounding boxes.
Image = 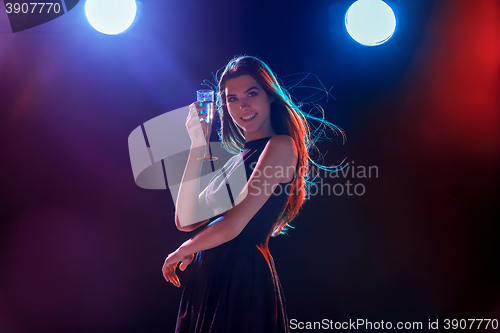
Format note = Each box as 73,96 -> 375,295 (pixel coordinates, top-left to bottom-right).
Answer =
240,98 -> 250,110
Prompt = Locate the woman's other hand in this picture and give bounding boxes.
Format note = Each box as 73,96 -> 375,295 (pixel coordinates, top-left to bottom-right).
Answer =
187,102 -> 213,146
162,249 -> 195,287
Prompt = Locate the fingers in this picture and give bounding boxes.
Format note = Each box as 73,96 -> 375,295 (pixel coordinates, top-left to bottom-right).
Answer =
189,102 -> 207,115
186,102 -> 213,142
172,274 -> 181,288
162,253 -> 195,287
188,103 -> 205,123
162,254 -> 191,288
162,263 -> 181,288
189,102 -> 213,121
162,261 -> 173,282
186,110 -> 210,134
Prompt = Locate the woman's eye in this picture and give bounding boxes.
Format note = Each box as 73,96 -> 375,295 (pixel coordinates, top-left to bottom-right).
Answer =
227,97 -> 236,102
249,91 -> 257,97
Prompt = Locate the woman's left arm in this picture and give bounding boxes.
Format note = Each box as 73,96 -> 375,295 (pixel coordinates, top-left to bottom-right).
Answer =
163,135 -> 298,287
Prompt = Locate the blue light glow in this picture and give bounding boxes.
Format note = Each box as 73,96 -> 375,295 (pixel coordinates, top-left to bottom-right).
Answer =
85,0 -> 137,35
345,0 -> 396,46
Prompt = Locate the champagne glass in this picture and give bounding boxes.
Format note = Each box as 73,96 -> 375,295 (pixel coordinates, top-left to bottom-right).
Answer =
196,90 -> 218,161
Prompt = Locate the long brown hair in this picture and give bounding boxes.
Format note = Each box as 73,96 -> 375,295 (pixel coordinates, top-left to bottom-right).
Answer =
216,55 -> 345,236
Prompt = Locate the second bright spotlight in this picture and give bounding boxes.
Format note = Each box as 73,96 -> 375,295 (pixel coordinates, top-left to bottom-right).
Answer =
345,0 -> 396,46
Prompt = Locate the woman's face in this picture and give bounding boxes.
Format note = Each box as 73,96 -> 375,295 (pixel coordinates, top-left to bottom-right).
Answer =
224,74 -> 276,141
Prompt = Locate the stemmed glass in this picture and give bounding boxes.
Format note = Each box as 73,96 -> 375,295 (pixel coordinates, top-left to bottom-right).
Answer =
196,90 -> 218,161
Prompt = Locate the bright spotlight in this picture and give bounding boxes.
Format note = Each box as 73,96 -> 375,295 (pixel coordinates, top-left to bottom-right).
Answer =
85,0 -> 137,35
345,0 -> 396,46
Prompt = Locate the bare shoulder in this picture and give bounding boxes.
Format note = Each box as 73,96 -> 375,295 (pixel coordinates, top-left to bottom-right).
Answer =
267,135 -> 297,156
262,135 -> 298,181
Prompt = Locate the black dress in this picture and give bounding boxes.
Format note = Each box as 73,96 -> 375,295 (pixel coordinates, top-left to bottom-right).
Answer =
175,136 -> 292,333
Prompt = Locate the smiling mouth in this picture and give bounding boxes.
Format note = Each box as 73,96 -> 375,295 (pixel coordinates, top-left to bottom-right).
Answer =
241,113 -> 256,120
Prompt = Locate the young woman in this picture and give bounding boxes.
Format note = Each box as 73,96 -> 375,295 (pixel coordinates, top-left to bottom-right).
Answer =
162,55 -> 343,332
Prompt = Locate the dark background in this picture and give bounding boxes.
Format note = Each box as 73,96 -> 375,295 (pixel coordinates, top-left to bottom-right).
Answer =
1,0 -> 499,332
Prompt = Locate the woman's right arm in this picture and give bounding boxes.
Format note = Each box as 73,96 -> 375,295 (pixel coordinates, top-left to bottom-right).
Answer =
174,102 -> 213,232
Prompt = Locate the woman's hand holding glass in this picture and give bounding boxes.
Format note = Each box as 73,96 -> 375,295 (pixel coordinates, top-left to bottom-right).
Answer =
187,102 -> 213,148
